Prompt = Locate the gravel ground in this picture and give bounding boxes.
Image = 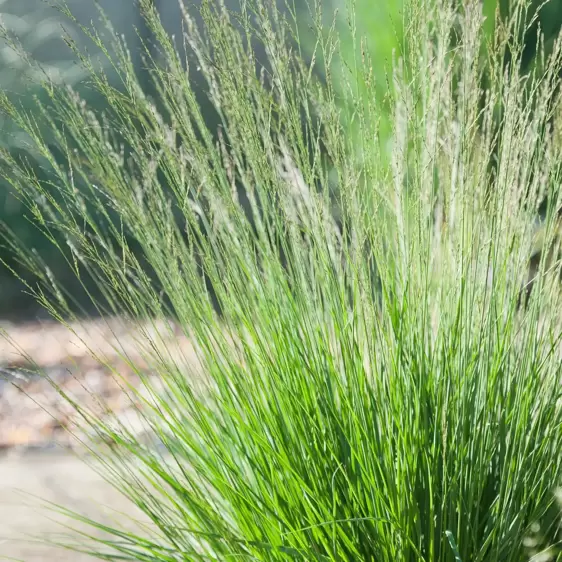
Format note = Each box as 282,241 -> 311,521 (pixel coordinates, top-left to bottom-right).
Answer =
0,318 -> 199,451
0,317 -> 199,561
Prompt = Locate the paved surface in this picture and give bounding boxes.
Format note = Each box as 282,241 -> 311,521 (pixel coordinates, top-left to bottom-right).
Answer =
0,451 -> 143,561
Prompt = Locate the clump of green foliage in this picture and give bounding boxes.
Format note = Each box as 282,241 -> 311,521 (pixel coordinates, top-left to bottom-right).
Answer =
1,0 -> 562,560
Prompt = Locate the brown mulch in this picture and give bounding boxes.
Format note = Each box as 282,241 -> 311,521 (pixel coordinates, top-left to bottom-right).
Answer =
0,318 -> 199,453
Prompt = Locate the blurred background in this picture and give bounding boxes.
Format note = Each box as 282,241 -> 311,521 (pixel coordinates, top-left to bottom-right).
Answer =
0,0 -> 561,320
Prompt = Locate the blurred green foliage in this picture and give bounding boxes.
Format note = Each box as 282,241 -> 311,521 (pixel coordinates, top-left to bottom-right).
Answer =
0,0 -> 142,318
0,0 -> 84,318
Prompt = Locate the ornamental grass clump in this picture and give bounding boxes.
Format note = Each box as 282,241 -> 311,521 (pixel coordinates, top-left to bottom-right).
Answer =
1,0 -> 562,560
